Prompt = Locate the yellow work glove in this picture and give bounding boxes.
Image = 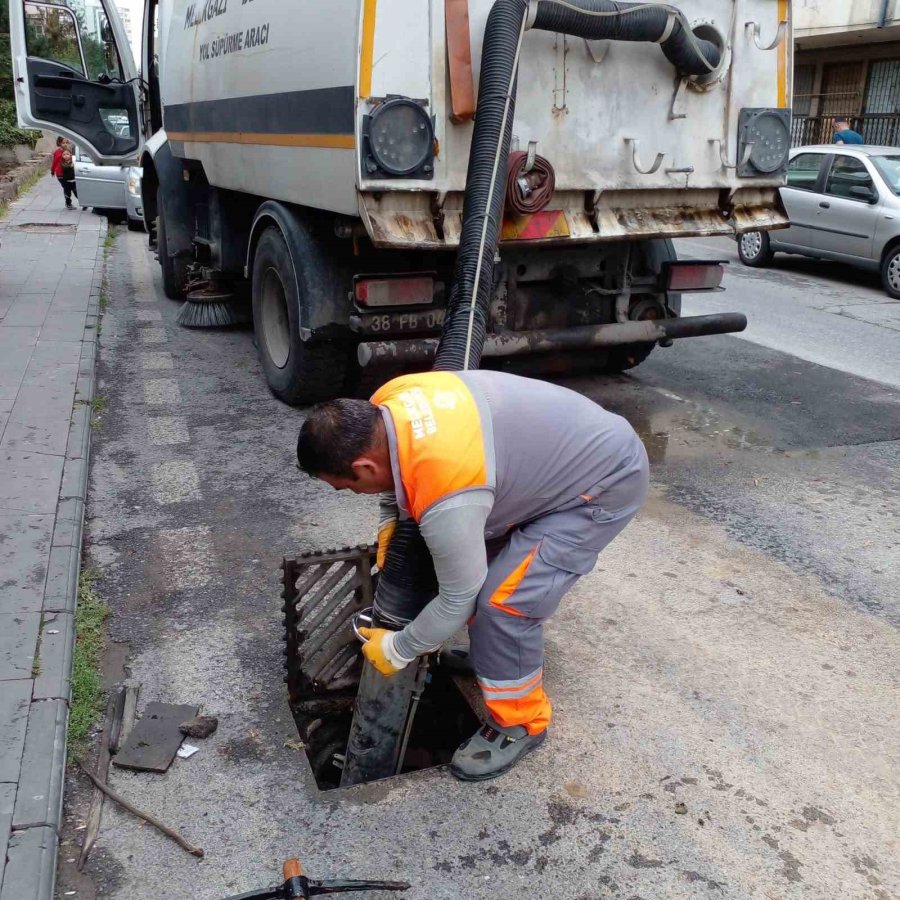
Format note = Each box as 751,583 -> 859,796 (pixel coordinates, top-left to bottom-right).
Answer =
358,627 -> 414,677
376,520 -> 397,570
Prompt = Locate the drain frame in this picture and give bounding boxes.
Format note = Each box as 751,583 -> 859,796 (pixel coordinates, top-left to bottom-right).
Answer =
281,547 -> 480,792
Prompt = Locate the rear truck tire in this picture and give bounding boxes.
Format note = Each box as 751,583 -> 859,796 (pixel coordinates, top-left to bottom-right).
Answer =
251,226 -> 349,406
156,189 -> 189,300
880,244 -> 900,299
602,238 -> 680,374
737,230 -> 774,267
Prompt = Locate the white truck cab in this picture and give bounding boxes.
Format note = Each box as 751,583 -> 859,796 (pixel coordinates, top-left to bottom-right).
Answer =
9,0 -> 793,406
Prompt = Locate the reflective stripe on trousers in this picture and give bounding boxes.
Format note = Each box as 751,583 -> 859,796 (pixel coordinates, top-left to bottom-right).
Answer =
469,459 -> 648,735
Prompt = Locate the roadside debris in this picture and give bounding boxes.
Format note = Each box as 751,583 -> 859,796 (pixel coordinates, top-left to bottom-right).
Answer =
176,743 -> 200,759
114,702 -> 199,772
78,687 -> 126,870
179,715 -> 219,739
77,760 -> 204,859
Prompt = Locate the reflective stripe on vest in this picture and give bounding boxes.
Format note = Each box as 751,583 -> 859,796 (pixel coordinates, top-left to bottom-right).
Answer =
372,372 -> 488,522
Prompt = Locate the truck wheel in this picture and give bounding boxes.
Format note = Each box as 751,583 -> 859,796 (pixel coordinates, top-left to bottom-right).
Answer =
251,227 -> 348,406
602,239 -> 678,374
737,230 -> 774,267
157,189 -> 189,300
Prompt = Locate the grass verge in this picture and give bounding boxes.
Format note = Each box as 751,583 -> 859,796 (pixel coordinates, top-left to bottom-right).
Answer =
68,568 -> 109,762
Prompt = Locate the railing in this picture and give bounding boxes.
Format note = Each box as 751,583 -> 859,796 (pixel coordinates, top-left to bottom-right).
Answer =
791,114 -> 900,148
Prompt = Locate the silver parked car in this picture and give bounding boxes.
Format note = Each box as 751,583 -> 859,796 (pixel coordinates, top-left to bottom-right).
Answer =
738,145 -> 900,298
74,149 -> 144,231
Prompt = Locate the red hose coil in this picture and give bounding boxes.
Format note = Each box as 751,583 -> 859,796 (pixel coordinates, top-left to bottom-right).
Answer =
505,150 -> 556,215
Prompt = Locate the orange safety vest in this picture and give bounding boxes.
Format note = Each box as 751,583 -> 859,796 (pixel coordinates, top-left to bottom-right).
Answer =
371,372 -> 489,522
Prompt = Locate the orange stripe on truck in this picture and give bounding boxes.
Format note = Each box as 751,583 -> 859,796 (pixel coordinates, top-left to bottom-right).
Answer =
777,0 -> 788,108
359,0 -> 378,98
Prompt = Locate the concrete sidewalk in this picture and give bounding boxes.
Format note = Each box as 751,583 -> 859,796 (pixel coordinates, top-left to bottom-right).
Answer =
0,174 -> 105,899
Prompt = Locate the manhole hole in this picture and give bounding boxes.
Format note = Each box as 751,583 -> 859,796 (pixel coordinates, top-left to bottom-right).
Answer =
282,547 -> 480,791
305,666 -> 480,791
13,223 -> 77,234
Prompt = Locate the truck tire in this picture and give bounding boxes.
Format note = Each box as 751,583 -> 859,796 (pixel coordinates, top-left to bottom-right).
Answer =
157,189 -> 189,300
603,238 -> 679,374
737,230 -> 774,267
251,226 -> 348,406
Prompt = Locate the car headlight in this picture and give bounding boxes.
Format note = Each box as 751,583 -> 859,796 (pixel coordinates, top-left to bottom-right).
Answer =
126,173 -> 141,196
738,108 -> 791,177
363,97 -> 434,179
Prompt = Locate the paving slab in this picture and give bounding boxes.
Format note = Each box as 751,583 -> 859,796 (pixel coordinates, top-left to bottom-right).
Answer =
31,612 -> 74,701
0,296 -> 53,328
12,699 -> 67,829
0,826 -> 56,900
0,680 -> 31,782
0,512 -> 54,613
0,786 -> 15,895
0,612 -> 40,680
0,450 -> 64,514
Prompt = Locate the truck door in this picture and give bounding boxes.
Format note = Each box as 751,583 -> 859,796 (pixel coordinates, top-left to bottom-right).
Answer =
9,0 -> 141,164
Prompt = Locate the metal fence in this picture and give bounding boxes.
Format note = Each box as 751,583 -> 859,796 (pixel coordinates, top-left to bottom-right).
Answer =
791,114 -> 900,148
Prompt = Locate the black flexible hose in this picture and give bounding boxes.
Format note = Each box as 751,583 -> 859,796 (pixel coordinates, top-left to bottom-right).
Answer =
375,0 -> 722,626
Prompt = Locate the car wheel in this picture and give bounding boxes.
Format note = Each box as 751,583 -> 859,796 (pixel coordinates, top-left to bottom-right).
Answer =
127,217 -> 144,232
251,226 -> 350,406
737,231 -> 774,267
880,245 -> 900,299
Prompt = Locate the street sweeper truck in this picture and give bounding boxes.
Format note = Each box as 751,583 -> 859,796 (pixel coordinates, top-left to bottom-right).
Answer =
10,0 -> 791,405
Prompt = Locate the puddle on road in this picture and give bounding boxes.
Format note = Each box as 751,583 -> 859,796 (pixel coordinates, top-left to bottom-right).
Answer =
567,377 -> 775,464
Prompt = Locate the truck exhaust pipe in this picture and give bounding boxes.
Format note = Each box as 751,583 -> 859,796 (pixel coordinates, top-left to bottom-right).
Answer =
357,313 -> 749,368
342,0 -> 723,787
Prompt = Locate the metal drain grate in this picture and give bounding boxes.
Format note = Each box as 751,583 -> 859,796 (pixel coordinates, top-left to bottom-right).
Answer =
281,545 -> 375,740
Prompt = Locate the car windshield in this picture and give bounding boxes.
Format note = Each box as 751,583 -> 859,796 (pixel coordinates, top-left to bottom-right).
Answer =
871,155 -> 900,194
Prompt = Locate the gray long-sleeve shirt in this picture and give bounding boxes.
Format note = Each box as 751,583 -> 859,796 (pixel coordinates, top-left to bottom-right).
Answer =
382,371 -> 646,660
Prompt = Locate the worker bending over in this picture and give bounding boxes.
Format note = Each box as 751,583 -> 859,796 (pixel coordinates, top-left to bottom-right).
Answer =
296,371 -> 648,781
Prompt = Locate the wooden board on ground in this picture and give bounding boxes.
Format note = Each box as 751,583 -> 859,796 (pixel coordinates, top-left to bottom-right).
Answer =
113,702 -> 199,772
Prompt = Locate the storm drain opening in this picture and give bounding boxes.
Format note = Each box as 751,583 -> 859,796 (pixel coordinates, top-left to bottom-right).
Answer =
13,222 -> 77,233
282,547 -> 480,791
305,666 -> 480,791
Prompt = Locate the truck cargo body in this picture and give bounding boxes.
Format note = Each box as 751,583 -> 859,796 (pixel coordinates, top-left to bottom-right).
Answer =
9,0 -> 793,404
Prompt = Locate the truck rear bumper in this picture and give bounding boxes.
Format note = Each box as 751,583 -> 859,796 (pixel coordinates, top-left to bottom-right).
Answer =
357,312 -> 747,367
359,188 -> 789,250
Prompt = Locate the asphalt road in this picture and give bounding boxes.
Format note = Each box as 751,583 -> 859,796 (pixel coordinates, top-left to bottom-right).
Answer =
57,231 -> 899,900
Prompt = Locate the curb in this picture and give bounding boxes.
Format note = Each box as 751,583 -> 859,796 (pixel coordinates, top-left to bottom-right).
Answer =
1,217 -> 107,900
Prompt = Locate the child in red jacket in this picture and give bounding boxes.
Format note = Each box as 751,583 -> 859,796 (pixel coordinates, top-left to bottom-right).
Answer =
50,137 -> 78,208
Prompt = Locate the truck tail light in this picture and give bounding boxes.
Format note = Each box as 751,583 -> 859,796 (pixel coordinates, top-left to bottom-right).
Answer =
354,274 -> 435,307
666,262 -> 726,292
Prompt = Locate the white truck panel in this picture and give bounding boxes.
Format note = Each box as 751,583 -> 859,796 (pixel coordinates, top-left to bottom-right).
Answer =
157,0 -> 790,236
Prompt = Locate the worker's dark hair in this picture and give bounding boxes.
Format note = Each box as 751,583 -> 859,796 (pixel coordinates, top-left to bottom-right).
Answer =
296,398 -> 381,478
56,136 -> 65,146
835,116 -> 850,125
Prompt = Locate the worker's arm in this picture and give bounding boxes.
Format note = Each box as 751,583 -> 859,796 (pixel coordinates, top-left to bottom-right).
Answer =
391,490 -> 493,660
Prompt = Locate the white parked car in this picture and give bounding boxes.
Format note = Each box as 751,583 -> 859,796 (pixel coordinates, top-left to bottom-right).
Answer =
738,145 -> 900,298
74,150 -> 144,231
